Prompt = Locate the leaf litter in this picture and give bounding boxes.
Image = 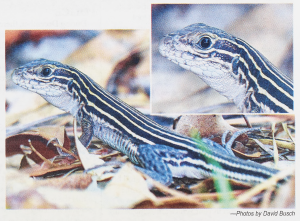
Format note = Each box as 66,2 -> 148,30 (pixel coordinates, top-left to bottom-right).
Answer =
6,113 -> 294,209
6,30 -> 294,209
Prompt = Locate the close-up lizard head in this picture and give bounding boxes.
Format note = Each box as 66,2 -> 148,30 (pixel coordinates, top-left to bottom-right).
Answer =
159,23 -> 240,79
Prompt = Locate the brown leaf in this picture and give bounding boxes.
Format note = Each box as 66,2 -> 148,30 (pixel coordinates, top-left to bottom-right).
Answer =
189,178 -> 216,194
20,155 -> 32,169
35,174 -> 93,190
134,197 -> 206,209
233,148 -> 261,159
6,133 -> 59,164
190,178 -> 251,195
28,162 -> 83,178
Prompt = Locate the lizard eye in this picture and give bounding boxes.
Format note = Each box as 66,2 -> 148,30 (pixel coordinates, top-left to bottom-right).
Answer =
197,36 -> 212,49
41,67 -> 52,76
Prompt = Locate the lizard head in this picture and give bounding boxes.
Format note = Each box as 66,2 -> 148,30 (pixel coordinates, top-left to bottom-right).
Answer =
11,59 -> 72,96
12,59 -> 82,115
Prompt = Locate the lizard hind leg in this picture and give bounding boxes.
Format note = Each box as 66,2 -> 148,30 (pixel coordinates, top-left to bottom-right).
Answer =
136,144 -> 173,186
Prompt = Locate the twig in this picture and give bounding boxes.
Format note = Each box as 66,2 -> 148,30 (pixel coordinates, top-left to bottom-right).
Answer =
234,167 -> 294,206
272,123 -> 279,167
51,142 -> 79,160
260,186 -> 275,208
282,122 -> 295,143
242,115 -> 252,128
28,139 -> 57,166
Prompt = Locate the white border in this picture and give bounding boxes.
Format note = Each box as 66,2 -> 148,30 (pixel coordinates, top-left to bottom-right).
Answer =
1,0 -> 298,220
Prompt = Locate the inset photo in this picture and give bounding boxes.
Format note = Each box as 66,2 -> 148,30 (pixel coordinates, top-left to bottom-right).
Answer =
151,4 -> 293,114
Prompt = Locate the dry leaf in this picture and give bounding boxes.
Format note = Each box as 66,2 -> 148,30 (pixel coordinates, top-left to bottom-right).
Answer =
174,115 -> 249,144
74,119 -> 105,170
233,148 -> 261,159
6,133 -> 59,164
28,162 -> 82,178
103,163 -> 156,208
226,115 -> 294,127
248,138 -> 295,151
37,126 -> 66,146
35,186 -> 104,209
35,174 -> 93,190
